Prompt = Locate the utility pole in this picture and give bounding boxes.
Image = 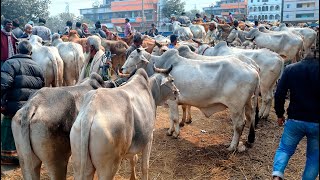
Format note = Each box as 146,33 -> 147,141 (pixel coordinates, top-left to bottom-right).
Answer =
65,2 -> 70,14
142,0 -> 145,32
238,0 -> 240,19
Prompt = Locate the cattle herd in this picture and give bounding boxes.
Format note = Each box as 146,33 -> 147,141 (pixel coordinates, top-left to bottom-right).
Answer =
9,21 -> 319,179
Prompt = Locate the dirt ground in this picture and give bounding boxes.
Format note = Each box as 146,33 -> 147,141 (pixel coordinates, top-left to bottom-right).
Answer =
1,100 -> 310,180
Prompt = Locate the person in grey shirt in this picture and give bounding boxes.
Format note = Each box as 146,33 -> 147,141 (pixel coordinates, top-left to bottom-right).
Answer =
12,19 -> 23,38
32,18 -> 52,41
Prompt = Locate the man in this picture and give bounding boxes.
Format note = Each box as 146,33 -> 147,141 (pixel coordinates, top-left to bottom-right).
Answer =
233,20 -> 239,30
227,12 -> 234,25
125,33 -> 143,59
168,34 -> 178,49
253,20 -> 259,28
63,20 -> 73,35
124,18 -> 132,37
20,23 -> 32,39
147,23 -> 158,37
1,40 -> 45,165
272,50 -> 319,180
193,13 -> 202,23
1,19 -> 18,67
92,21 -> 106,38
205,22 -> 218,43
75,22 -> 84,38
32,18 -> 52,41
12,19 -> 23,39
78,35 -> 105,82
101,24 -> 114,40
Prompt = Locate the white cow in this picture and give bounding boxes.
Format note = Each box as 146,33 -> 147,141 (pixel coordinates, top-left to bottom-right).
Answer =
122,48 -> 260,152
194,42 -> 284,119
275,23 -> 317,57
29,35 -> 64,87
245,28 -> 303,63
172,21 -> 193,41
52,34 -> 85,86
70,68 -> 179,180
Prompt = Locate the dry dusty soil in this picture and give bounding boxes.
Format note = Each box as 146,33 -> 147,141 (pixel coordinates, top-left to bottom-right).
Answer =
1,100 -> 312,180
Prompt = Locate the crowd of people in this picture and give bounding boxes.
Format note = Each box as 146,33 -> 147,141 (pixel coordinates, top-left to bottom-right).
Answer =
0,13 -> 319,180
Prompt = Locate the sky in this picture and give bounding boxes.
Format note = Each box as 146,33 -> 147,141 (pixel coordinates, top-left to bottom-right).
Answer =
49,0 -> 216,17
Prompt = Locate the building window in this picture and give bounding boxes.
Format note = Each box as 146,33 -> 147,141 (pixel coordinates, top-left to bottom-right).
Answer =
269,15 -> 274,20
270,6 -> 274,11
296,3 -> 302,8
265,15 -> 267,20
286,4 -> 290,8
251,0 -> 253,3
286,14 -> 289,18
266,6 -> 268,11
296,13 -> 314,18
262,0 -> 268,2
262,6 -> 265,11
275,14 -> 280,20
258,7 -> 261,11
275,5 -> 280,10
249,7 -> 253,12
254,7 -> 257,12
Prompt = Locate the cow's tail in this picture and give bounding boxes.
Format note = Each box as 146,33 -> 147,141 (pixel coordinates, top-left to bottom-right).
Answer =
79,99 -> 95,179
48,49 -> 60,87
247,74 -> 260,147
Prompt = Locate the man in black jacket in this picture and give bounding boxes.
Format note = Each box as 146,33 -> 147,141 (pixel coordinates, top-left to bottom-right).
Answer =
272,50 -> 319,180
1,40 -> 45,165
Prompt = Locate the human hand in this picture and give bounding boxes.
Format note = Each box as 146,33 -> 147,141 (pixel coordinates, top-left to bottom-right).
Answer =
277,117 -> 285,126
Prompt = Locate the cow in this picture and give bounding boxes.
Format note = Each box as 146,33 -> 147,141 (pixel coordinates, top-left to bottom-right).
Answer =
70,68 -> 179,180
189,24 -> 206,41
52,33 -> 85,86
122,48 -> 260,152
101,39 -> 129,73
275,23 -> 317,57
172,21 -> 193,41
67,30 -> 89,52
245,28 -> 303,62
191,42 -> 284,119
11,73 -> 115,180
29,35 -> 64,87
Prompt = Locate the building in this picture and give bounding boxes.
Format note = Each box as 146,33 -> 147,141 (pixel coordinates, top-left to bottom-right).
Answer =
80,0 -> 159,32
247,0 -> 281,21
203,0 -> 247,20
282,0 -> 319,22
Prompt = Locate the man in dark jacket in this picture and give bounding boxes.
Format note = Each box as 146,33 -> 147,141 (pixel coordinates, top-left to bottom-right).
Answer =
1,40 -> 45,165
272,50 -> 319,180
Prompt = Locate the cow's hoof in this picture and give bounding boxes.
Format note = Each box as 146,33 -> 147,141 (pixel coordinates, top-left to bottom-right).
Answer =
166,131 -> 173,136
185,119 -> 192,124
227,146 -> 236,152
172,132 -> 179,139
179,122 -> 185,127
245,141 -> 254,148
237,142 -> 247,152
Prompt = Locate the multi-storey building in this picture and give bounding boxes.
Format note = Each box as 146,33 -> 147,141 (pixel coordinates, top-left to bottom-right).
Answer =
203,0 -> 247,19
282,0 -> 319,22
80,0 -> 158,32
247,0 -> 282,21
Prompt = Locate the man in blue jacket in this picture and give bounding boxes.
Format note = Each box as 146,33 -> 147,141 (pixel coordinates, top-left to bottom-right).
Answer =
1,40 -> 45,165
272,50 -> 319,180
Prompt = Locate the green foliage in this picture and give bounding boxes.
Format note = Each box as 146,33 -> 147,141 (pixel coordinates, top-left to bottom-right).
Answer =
161,0 -> 185,18
46,13 -> 95,33
1,0 -> 51,25
185,9 -> 202,20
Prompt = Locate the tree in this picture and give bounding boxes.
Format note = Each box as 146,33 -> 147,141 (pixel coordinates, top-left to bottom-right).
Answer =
185,9 -> 201,20
1,0 -> 51,25
161,0 -> 185,18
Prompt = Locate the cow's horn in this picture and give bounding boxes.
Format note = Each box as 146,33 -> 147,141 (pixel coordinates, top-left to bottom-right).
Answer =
117,68 -> 131,78
245,36 -> 254,41
155,41 -> 162,48
192,38 -> 203,45
153,64 -> 173,74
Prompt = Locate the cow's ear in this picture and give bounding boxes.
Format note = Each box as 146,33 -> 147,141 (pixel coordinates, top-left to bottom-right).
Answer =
160,77 -> 169,86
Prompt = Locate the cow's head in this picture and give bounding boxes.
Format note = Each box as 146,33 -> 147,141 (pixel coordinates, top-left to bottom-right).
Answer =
226,29 -> 238,43
152,64 -> 179,105
121,47 -> 149,74
245,28 -> 258,41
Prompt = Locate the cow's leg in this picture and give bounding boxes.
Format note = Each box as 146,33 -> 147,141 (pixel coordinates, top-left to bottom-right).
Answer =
167,100 -> 180,137
258,91 -> 267,119
244,98 -> 256,149
261,89 -> 273,119
31,129 -> 71,180
129,154 -> 138,180
185,105 -> 192,124
141,134 -> 153,180
180,105 -> 187,127
12,120 -> 42,180
228,110 -> 245,152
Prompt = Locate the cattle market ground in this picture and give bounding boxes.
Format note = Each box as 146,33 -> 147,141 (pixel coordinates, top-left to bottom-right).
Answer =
1,99 -> 311,179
